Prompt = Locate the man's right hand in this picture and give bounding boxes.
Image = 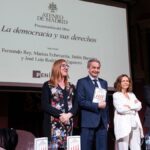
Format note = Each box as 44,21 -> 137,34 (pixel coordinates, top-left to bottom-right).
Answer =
98,101 -> 106,109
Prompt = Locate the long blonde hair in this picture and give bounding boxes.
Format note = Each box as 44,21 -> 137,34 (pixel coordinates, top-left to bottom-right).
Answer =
49,59 -> 69,86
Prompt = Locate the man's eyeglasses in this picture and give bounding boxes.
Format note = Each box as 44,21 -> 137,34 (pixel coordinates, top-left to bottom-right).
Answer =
61,64 -> 69,68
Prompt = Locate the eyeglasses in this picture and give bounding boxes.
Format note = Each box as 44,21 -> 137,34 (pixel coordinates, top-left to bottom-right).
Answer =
61,64 -> 69,68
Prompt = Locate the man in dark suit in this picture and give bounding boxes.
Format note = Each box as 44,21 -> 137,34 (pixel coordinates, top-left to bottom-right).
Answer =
76,58 -> 109,150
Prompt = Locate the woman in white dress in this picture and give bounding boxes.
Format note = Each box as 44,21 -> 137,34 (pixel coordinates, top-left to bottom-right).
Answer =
113,74 -> 143,150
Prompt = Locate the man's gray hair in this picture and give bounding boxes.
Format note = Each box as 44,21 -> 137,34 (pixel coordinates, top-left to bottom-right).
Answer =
87,58 -> 101,68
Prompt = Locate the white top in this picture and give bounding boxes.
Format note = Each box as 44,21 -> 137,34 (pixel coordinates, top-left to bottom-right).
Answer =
113,92 -> 144,140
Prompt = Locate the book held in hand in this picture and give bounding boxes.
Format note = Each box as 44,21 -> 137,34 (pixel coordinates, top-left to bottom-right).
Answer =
93,87 -> 107,103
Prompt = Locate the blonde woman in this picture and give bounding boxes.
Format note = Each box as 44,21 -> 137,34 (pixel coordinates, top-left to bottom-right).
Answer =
41,59 -> 78,150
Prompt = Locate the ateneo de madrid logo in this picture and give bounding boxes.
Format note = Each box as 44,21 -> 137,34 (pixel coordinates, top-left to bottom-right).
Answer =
36,1 -> 68,24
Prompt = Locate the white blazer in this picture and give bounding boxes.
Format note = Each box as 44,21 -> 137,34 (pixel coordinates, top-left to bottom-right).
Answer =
113,92 -> 144,140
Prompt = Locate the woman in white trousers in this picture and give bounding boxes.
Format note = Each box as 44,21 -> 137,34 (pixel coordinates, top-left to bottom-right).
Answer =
113,74 -> 143,150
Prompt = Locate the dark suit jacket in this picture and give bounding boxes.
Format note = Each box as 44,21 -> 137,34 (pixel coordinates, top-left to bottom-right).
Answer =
76,76 -> 109,128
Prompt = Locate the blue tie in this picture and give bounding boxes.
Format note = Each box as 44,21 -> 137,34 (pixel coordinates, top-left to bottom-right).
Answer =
93,79 -> 98,87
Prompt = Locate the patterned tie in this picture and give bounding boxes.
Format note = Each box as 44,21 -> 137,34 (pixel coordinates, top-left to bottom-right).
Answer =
93,79 -> 98,87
